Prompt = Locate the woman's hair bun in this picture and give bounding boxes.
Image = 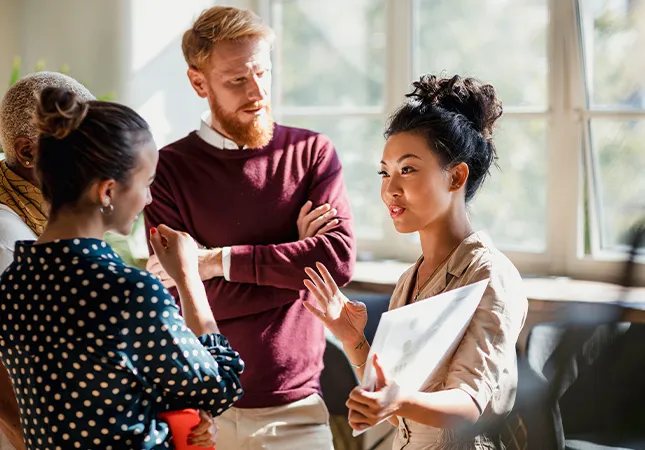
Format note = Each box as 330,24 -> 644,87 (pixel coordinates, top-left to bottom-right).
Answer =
34,87 -> 89,140
407,74 -> 503,140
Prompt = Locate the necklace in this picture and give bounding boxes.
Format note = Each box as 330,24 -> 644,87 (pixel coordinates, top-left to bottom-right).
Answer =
413,243 -> 462,302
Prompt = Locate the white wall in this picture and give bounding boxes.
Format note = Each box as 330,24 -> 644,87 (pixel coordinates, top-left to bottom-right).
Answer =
1,0 -> 124,100
0,0 -> 20,89
123,0 -> 256,147
1,0 -> 257,148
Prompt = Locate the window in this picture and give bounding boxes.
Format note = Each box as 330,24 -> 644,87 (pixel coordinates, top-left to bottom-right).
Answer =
580,0 -> 645,254
266,0 -> 387,243
414,0 -> 549,253
259,0 -> 645,283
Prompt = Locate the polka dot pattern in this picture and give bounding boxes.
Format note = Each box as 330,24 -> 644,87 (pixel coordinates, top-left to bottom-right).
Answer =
0,238 -> 244,449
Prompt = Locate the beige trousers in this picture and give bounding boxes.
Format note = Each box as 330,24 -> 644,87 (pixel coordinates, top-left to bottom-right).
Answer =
214,394 -> 334,450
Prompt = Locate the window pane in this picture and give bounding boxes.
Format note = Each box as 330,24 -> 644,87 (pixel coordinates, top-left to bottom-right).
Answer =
280,116 -> 385,240
272,0 -> 386,107
414,0 -> 548,108
589,119 -> 645,249
471,118 -> 547,251
580,0 -> 645,109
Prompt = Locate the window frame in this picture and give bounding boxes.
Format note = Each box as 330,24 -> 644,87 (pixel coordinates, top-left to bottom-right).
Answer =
256,0 -> 645,285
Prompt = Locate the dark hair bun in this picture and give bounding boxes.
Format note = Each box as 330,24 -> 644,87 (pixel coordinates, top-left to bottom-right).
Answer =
34,87 -> 89,139
408,74 -> 502,141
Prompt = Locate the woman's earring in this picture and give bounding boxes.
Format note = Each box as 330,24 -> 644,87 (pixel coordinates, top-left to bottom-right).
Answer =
25,161 -> 30,166
99,199 -> 114,216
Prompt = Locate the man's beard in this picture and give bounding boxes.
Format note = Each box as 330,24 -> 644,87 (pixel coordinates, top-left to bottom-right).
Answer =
211,96 -> 274,149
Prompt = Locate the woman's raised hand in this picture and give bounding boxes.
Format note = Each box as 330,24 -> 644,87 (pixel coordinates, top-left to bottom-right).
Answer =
303,262 -> 368,346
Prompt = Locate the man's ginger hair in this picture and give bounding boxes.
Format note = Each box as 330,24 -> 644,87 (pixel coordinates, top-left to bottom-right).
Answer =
182,6 -> 274,70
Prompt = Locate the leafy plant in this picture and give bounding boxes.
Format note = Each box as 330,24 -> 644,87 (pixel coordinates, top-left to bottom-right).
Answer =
7,56 -> 115,101
9,56 -> 21,86
105,216 -> 149,269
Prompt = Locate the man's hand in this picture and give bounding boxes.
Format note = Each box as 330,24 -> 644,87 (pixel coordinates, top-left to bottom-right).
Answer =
147,247 -> 223,288
297,201 -> 339,240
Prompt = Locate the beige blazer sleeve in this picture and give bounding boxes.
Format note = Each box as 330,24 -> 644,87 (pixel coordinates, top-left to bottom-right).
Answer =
443,254 -> 527,414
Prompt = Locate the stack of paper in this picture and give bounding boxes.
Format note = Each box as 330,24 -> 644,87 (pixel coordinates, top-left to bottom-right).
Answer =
353,278 -> 489,436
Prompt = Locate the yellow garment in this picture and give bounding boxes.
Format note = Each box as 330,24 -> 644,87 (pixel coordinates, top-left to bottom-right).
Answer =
0,160 -> 47,235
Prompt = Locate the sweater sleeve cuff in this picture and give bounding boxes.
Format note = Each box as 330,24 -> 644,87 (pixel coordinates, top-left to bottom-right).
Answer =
228,245 -> 256,284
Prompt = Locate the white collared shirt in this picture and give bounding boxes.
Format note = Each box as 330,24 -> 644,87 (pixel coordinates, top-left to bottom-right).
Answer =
196,110 -> 238,280
197,110 -> 247,151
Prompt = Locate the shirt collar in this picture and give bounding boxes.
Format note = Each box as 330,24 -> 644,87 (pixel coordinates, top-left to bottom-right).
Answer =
14,238 -> 122,263
197,110 -> 247,150
445,231 -> 492,278
407,230 -> 491,299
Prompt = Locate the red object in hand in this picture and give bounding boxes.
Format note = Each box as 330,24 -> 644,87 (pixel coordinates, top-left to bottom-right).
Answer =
159,409 -> 215,450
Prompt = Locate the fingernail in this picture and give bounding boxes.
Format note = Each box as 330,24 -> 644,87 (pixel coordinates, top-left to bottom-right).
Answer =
150,227 -> 157,235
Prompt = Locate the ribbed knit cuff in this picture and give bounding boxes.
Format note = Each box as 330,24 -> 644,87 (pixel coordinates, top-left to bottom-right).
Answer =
229,245 -> 255,284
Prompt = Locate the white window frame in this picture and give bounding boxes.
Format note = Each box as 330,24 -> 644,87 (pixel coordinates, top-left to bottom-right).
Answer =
256,0 -> 645,285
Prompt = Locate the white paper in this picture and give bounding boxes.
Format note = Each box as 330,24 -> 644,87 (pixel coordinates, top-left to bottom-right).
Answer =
352,278 -> 489,436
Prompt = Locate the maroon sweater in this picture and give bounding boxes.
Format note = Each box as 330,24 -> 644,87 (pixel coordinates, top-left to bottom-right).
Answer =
144,125 -> 356,408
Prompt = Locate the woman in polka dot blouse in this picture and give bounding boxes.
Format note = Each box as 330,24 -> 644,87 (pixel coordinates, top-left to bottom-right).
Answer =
0,87 -> 244,449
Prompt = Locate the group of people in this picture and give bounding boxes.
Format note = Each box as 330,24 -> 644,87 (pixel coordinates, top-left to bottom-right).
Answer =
0,5 -> 527,450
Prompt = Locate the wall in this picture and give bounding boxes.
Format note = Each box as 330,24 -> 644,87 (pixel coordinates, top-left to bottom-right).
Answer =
123,0 -> 256,147
0,0 -> 20,88
1,0 -> 256,147
1,0 -> 124,99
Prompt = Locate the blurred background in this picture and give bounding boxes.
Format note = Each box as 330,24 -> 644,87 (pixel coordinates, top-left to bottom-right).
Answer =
3,0 -> 644,284
2,1 -> 645,449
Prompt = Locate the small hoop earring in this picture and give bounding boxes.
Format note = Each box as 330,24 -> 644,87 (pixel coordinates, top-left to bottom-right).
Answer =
99,202 -> 114,216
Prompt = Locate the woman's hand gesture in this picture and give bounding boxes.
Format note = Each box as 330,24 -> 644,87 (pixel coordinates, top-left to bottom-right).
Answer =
304,262 -> 368,346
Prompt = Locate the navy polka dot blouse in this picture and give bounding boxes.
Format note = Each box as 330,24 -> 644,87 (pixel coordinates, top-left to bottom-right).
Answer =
0,238 -> 244,449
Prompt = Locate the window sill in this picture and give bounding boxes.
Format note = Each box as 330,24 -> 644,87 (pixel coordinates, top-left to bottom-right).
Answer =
347,260 -> 645,353
348,260 -> 645,306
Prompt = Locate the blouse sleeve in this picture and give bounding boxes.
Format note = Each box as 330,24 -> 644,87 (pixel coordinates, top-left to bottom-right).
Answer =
121,274 -> 244,416
443,263 -> 527,414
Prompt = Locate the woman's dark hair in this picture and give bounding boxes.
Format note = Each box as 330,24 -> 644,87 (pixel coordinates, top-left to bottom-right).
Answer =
34,87 -> 151,214
385,74 -> 503,202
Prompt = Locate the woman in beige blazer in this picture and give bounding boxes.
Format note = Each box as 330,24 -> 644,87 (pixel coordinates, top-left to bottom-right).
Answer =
303,75 -> 528,450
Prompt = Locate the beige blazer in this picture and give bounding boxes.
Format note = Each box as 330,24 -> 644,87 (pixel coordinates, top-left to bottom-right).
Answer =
389,232 -> 528,450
